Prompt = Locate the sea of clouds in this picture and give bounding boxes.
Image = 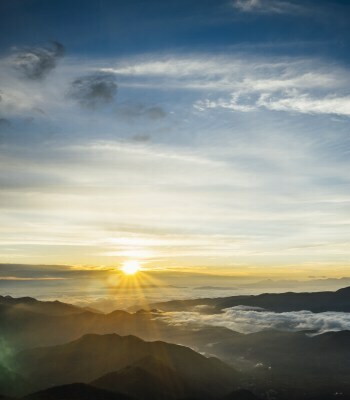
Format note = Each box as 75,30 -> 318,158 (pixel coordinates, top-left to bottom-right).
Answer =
161,306 -> 350,334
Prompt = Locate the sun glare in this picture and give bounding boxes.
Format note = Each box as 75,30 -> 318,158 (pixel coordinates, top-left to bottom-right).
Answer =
121,260 -> 141,275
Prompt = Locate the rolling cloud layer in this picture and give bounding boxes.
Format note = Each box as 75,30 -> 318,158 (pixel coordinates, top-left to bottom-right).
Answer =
161,307 -> 350,334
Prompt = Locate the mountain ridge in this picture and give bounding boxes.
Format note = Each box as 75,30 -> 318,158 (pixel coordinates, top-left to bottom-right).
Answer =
141,285 -> 350,313
21,383 -> 133,400
15,333 -> 238,397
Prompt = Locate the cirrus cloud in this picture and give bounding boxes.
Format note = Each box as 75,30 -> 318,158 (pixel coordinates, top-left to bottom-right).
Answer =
232,0 -> 307,15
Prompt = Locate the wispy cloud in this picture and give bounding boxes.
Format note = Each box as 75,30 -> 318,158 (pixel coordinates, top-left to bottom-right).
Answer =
257,91 -> 350,116
0,50 -> 350,268
231,0 -> 307,15
1,52 -> 349,118
102,54 -> 350,117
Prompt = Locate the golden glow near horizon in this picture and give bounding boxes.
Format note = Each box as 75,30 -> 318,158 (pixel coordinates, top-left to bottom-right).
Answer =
2,34 -> 350,279
121,260 -> 141,275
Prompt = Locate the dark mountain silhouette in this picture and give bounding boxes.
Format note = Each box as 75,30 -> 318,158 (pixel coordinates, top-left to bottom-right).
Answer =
306,394 -> 350,400
0,295 -> 84,316
21,383 -> 132,400
204,328 -> 350,371
15,333 -> 237,397
310,329 -> 350,350
92,356 -> 190,400
0,303 -> 140,350
19,383 -> 261,400
2,287 -> 350,352
0,298 -> 244,356
205,329 -> 350,398
2,292 -> 350,399
220,389 -> 260,400
145,286 -> 350,313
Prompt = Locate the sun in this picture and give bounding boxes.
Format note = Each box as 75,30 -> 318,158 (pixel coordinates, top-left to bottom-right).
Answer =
121,260 -> 141,275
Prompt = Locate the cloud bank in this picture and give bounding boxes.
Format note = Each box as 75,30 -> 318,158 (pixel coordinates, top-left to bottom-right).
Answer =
162,307 -> 350,334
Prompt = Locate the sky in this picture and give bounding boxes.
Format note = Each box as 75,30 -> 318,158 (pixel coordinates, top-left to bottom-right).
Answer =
0,0 -> 350,297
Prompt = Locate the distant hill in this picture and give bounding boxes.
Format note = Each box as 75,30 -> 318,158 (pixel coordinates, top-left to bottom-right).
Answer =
2,286 -> 350,353
2,292 -> 350,399
0,295 -> 84,316
21,383 -> 132,400
145,286 -> 350,313
2,287 -> 350,353
15,333 -> 238,397
0,300 -> 139,350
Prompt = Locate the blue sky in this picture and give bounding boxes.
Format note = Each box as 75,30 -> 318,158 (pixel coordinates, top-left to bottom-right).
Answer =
1,0 -> 350,59
0,0 -> 350,282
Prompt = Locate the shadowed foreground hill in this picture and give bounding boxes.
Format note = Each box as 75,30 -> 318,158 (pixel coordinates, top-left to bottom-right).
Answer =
221,390 -> 260,400
22,383 -> 132,400
92,355 -> 192,400
204,329 -> 350,392
15,333 -> 238,398
20,384 -> 262,400
0,365 -> 29,397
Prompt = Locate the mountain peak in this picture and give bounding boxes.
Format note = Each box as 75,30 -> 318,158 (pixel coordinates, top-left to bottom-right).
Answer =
0,295 -> 38,304
0,295 -> 86,316
17,333 -> 237,397
336,286 -> 350,294
22,383 -> 132,400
